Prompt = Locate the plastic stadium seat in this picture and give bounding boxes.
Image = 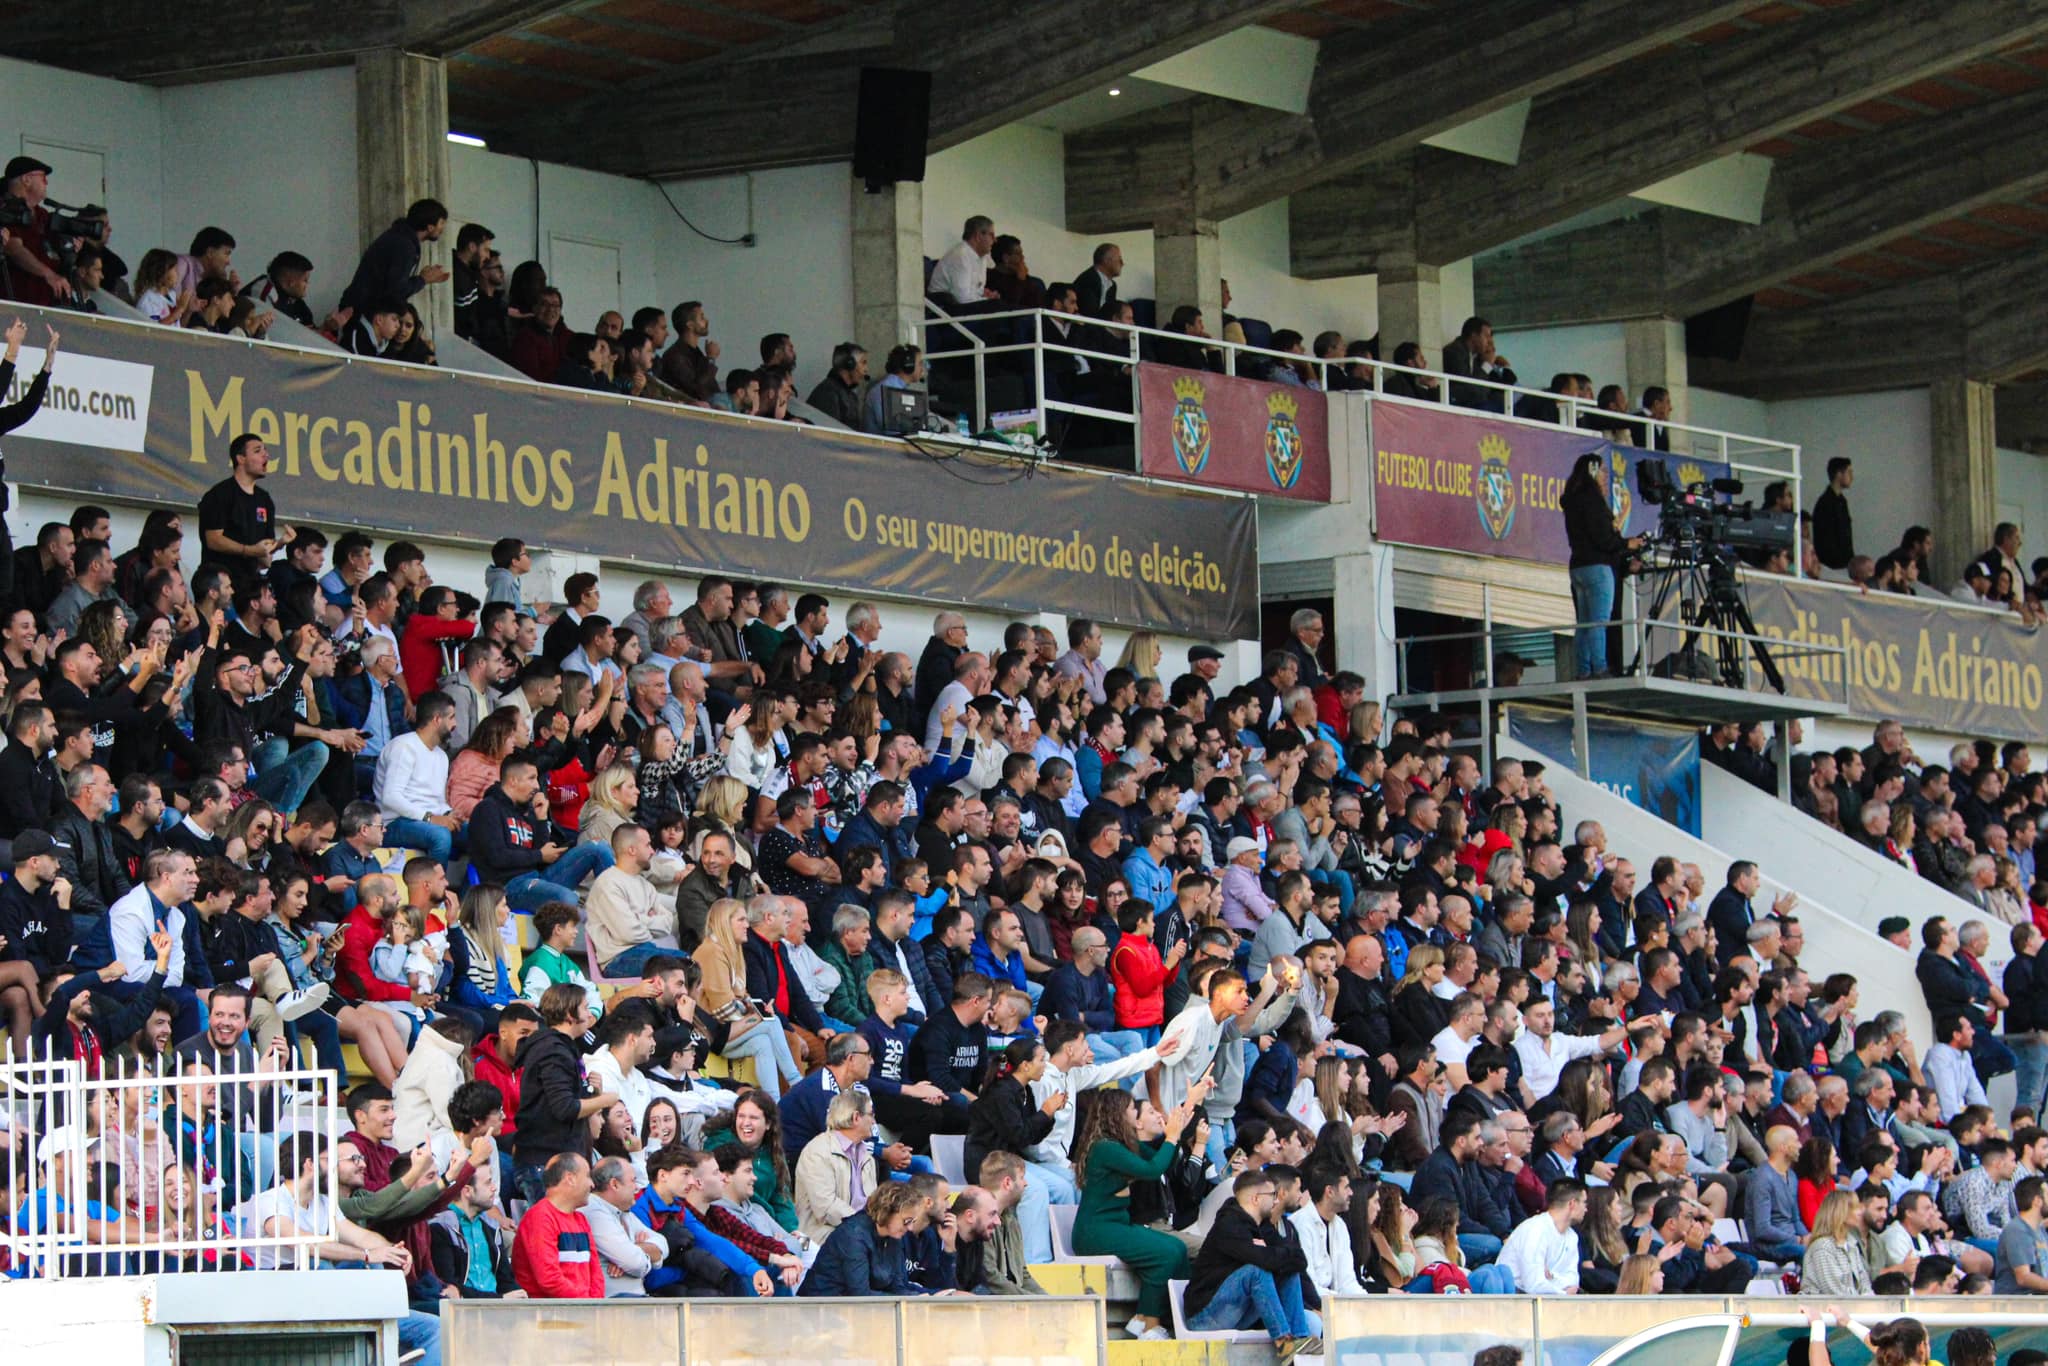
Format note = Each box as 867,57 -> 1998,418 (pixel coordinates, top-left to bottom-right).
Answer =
1048,1204 -> 1115,1266
932,1134 -> 968,1186
1168,1279 -> 1268,1343
1129,298 -> 1156,331
1236,317 -> 1274,351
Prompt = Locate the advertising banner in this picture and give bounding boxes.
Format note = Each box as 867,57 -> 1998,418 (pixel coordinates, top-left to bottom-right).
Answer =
1371,399 -> 1728,564
1742,576 -> 2045,741
0,304 -> 1259,639
1506,706 -> 1703,836
1137,362 -> 1331,501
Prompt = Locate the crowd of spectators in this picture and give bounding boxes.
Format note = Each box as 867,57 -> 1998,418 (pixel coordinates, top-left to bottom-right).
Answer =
2,204 -> 2047,1356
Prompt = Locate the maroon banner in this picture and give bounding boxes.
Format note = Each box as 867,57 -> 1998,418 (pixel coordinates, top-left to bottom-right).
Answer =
1371,399 -> 1728,564
1137,362 -> 1331,501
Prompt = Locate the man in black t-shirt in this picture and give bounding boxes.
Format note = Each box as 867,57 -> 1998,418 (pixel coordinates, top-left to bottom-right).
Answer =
197,434 -> 289,589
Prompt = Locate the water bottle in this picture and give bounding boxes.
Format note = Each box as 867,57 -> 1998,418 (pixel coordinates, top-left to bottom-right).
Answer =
956,413 -> 971,440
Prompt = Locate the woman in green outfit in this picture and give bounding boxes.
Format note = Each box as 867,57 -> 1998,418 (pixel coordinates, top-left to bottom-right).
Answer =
703,1089 -> 800,1233
1071,1080 -> 1212,1341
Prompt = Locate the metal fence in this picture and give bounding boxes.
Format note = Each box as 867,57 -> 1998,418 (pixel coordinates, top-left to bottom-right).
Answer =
919,301 -> 1801,482
3,1042 -> 342,1279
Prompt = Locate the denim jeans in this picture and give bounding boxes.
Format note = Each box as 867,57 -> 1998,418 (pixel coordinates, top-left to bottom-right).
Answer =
1569,563 -> 1615,676
1972,1028 -> 2018,1084
1017,1160 -> 1077,1263
291,1008 -> 346,1075
2010,1034 -> 2047,1115
725,1021 -> 801,1099
505,843 -> 614,911
1187,1263 -> 1314,1338
249,740 -> 328,817
1086,1030 -> 1148,1069
602,942 -> 671,978
1307,867 -> 1355,915
398,1311 -> 442,1366
384,817 -> 466,868
1457,1230 -> 1504,1266
1204,1114 -> 1236,1174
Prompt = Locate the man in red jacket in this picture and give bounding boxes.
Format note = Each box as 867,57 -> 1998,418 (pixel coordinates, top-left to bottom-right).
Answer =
398,587 -> 476,703
513,1152 -> 605,1298
470,1003 -> 540,1140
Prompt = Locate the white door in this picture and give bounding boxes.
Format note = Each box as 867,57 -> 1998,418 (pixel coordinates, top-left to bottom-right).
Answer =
21,138 -> 105,210
547,234 -> 621,334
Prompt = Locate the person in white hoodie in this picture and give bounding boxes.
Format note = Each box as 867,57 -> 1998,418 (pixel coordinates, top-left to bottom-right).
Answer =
391,1017 -> 476,1152
1028,1019 -> 1179,1177
583,1155 -> 667,1296
1289,1165 -> 1365,1299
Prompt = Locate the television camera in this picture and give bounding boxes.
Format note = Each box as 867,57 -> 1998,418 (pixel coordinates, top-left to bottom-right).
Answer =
1630,460 -> 1790,691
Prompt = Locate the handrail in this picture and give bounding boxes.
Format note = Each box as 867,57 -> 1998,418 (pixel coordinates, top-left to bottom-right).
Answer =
918,302 -> 1801,481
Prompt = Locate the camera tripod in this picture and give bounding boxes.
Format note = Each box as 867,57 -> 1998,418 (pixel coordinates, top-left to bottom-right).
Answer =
1630,546 -> 1785,693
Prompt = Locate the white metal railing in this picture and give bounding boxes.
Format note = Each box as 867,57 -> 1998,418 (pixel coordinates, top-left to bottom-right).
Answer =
3,1042 -> 341,1279
919,302 -> 1801,489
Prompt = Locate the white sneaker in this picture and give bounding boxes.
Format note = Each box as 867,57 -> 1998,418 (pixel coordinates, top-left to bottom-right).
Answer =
276,983 -> 331,1022
1140,1327 -> 1171,1342
1124,1316 -> 1147,1339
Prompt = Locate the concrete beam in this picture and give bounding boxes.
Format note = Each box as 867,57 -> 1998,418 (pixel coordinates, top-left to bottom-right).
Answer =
1685,276 -> 1965,402
0,0 -> 584,83
499,0 -> 1296,179
1064,0 -> 1751,235
1665,85 -> 2048,315
1411,0 -> 2048,267
1470,215 -> 1666,327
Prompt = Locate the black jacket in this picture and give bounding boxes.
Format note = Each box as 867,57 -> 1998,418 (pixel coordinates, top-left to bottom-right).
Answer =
32,966 -> 165,1055
0,876 -> 68,977
339,218 -> 428,314
910,1007 -> 988,1103
1812,486 -> 1853,571
924,937 -> 969,1008
1333,967 -> 1393,1058
1184,1200 -> 1310,1320
1918,949 -> 1987,1029
963,1073 -> 1055,1186
49,804 -> 130,921
1564,477 -> 1629,570
0,736 -> 56,839
510,1026 -> 593,1169
741,931 -> 826,1032
2007,952 -> 2048,1035
1410,1145 -> 1513,1240
468,785 -> 553,885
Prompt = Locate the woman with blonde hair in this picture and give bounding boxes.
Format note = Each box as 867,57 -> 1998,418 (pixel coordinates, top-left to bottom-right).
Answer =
1347,699 -> 1382,747
1390,944 -> 1449,1048
690,898 -> 800,1098
1614,1253 -> 1664,1295
448,882 -> 521,1017
1801,1188 -> 1873,1296
693,775 -> 757,873
1370,1181 -> 1419,1288
1114,630 -> 1163,679
1579,1185 -> 1630,1291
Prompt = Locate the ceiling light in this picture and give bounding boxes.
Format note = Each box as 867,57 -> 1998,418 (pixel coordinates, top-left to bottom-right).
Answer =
1108,88 -> 1121,97
446,132 -> 488,148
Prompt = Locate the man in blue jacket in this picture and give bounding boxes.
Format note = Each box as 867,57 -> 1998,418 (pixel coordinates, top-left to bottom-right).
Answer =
468,754 -> 611,911
1041,926 -> 1144,1063
1408,1109 -> 1514,1264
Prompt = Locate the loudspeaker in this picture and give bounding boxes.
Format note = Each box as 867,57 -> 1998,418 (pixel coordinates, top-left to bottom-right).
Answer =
854,67 -> 931,190
1685,295 -> 1753,362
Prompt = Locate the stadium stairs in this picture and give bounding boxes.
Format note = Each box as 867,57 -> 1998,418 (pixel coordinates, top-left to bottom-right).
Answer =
1496,736 -> 1934,1052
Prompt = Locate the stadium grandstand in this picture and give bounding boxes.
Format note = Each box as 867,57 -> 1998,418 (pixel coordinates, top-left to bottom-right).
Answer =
5,3 -> 2048,1365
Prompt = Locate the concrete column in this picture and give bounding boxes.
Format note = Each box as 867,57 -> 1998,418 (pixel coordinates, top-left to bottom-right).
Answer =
355,49 -> 452,338
850,176 -> 926,380
1153,218 -> 1222,339
1929,376 -> 1998,589
1376,260 -> 1443,370
1622,316 -> 1689,425
1330,547 -> 1399,705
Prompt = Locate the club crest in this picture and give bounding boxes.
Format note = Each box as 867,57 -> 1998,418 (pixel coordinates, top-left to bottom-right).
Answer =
1475,433 -> 1516,541
1264,390 -> 1303,490
1170,375 -> 1211,476
1608,448 -> 1632,526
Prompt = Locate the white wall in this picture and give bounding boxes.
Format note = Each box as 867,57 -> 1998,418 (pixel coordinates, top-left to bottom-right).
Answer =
1493,322 -> 1627,394
159,69 -> 358,318
0,54 -> 166,272
656,163 -> 855,382
1996,445 -> 2048,549
1769,388 -> 1932,560
1690,387 -> 1767,438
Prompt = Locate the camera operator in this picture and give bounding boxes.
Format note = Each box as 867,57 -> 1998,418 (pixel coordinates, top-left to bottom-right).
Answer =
1562,452 -> 1645,679
0,315 -> 59,602
1,157 -> 71,306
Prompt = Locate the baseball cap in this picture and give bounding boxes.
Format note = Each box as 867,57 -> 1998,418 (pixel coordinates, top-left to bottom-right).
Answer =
1225,836 -> 1261,861
1966,561 -> 1992,581
12,829 -> 55,863
4,155 -> 51,183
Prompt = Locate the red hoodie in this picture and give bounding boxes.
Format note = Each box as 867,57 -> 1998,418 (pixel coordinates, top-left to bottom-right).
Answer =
1110,935 -> 1171,1029
470,1034 -> 524,1138
399,613 -> 476,703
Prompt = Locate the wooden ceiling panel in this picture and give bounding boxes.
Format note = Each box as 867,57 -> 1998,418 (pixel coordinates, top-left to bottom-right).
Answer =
1882,236 -> 1980,267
